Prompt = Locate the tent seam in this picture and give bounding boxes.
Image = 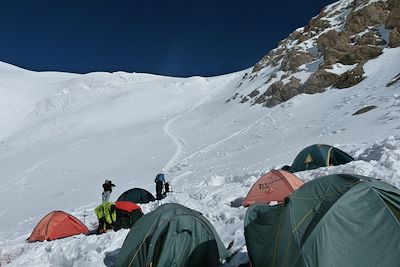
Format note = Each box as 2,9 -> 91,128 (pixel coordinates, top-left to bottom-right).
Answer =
368,186 -> 400,228
301,183 -> 361,248
128,206 -> 165,267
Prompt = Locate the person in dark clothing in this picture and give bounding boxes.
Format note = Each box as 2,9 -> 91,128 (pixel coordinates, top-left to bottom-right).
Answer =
154,173 -> 165,200
102,179 -> 116,202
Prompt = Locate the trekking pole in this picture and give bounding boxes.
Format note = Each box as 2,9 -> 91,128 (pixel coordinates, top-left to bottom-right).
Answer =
82,212 -> 88,224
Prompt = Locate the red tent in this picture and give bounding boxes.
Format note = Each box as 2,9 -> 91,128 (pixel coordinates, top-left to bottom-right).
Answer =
115,201 -> 141,213
28,211 -> 88,242
243,170 -> 304,207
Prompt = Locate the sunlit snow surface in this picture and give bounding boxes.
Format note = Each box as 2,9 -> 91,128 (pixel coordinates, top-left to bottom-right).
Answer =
0,46 -> 400,266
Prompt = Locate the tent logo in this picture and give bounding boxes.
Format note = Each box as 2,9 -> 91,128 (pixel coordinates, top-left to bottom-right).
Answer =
259,177 -> 283,191
304,153 -> 313,164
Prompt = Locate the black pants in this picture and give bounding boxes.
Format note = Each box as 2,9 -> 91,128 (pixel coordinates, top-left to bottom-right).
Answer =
156,181 -> 163,200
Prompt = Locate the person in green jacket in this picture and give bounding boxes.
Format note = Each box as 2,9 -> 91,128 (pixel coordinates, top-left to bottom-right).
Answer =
95,202 -> 117,234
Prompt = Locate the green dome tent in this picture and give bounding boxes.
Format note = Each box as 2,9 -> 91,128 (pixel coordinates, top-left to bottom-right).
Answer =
290,144 -> 353,172
116,203 -> 229,267
244,174 -> 400,267
117,188 -> 156,204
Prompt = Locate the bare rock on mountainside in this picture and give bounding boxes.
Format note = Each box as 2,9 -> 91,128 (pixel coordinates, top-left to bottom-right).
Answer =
352,105 -> 377,115
281,50 -> 315,72
247,90 -> 260,99
389,28 -> 400,47
334,64 -> 365,88
267,77 -> 302,107
254,77 -> 302,107
302,70 -> 339,94
345,2 -> 389,33
305,11 -> 331,32
386,73 -> 400,87
232,0 -> 400,107
355,31 -> 386,45
387,0 -> 400,9
317,31 -> 352,66
317,30 -> 351,52
385,6 -> 400,28
338,45 -> 383,65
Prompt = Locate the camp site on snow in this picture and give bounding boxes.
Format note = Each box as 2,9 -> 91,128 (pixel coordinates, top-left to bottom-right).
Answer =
19,143 -> 400,267
2,0 -> 400,265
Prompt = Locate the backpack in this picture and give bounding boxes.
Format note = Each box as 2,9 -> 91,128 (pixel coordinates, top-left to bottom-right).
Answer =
165,182 -> 172,192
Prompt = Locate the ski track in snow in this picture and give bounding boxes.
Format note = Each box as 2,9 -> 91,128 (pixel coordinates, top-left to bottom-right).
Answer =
162,80 -> 227,172
162,111 -> 189,172
170,109 -> 278,170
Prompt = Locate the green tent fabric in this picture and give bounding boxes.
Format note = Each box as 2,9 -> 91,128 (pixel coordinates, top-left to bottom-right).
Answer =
117,188 -> 156,204
290,144 -> 353,173
116,203 -> 229,267
244,174 -> 400,267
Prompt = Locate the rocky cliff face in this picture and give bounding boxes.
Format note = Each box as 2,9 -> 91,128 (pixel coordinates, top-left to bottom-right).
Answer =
229,0 -> 400,107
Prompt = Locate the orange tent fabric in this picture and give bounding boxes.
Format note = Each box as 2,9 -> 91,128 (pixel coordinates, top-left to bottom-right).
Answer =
243,170 -> 304,207
28,211 -> 89,242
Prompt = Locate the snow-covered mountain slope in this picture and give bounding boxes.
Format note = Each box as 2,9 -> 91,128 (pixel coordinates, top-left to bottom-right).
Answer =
1,1 -> 400,266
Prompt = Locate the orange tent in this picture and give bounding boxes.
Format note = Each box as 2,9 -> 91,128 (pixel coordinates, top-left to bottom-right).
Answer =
243,170 -> 304,207
28,211 -> 89,242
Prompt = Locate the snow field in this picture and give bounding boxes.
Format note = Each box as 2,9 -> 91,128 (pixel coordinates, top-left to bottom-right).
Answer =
0,47 -> 399,266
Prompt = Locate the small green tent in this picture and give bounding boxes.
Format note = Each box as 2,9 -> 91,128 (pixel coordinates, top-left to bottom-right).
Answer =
244,174 -> 400,267
113,201 -> 143,231
290,144 -> 353,172
116,203 -> 229,267
117,188 -> 156,204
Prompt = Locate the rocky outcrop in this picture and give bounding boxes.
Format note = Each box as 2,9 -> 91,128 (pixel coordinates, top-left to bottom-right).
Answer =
302,70 -> 339,93
352,105 -> 377,115
334,64 -> 365,88
301,64 -> 365,92
305,11 -> 330,32
355,31 -> 386,45
254,77 -> 302,107
317,31 -> 352,66
389,28 -> 400,47
345,2 -> 389,33
316,29 -> 383,65
386,73 -> 400,87
281,50 -> 315,72
248,90 -> 260,98
317,30 -> 351,52
252,50 -> 282,73
338,45 -> 382,65
385,7 -> 400,28
234,0 -> 400,107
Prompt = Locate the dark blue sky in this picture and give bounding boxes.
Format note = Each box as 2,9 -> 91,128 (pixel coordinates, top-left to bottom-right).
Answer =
0,0 -> 336,77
